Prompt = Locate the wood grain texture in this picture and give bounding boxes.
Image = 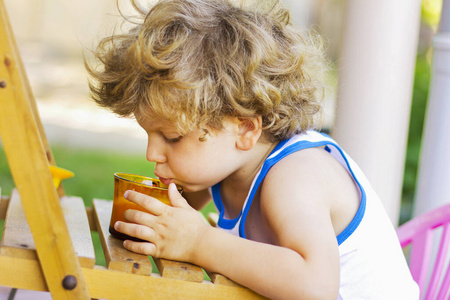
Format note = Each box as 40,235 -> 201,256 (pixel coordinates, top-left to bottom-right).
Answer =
0,2 -> 90,297
92,199 -> 153,275
1,190 -> 95,268
0,255 -> 267,299
153,257 -> 204,283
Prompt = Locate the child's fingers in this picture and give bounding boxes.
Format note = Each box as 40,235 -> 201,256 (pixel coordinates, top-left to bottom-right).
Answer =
124,190 -> 166,216
123,239 -> 157,256
168,183 -> 190,208
123,209 -> 156,226
114,221 -> 155,244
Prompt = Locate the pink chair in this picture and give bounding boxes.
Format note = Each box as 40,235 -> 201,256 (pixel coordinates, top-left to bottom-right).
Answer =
397,203 -> 450,300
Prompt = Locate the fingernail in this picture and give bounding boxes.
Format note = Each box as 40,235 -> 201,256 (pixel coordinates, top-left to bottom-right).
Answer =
169,183 -> 177,192
114,221 -> 120,229
124,190 -> 129,198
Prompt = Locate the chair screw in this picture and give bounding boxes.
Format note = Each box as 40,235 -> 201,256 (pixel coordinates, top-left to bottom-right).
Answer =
0,81 -> 6,88
62,275 -> 77,290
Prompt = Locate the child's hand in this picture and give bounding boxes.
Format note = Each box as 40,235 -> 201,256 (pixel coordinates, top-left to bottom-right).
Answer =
114,183 -> 210,262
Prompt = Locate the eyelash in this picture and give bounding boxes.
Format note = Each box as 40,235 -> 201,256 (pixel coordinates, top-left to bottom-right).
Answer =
164,135 -> 183,144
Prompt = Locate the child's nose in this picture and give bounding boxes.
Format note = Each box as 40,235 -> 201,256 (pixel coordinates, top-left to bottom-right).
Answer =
146,141 -> 166,163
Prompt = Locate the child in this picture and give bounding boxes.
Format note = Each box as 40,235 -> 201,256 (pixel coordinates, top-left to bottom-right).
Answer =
86,0 -> 419,298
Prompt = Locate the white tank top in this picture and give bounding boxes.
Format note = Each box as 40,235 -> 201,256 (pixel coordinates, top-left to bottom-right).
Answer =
212,131 -> 419,299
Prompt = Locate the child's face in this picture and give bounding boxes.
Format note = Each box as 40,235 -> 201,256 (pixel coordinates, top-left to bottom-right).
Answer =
136,115 -> 244,193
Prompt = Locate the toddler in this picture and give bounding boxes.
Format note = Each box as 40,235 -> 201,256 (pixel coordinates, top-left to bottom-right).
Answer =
86,0 -> 419,298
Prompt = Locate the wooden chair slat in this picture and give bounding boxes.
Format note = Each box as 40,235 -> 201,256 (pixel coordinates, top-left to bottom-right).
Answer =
153,257 -> 204,283
92,198 -> 153,275
60,195 -> 96,268
0,189 -> 95,268
0,254 -> 266,300
1,190 -> 34,251
207,271 -> 241,287
0,194 -> 10,220
84,206 -> 97,231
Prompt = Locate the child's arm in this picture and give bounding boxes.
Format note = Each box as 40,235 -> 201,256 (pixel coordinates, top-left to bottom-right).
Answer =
116,184 -> 339,299
195,155 -> 342,299
115,151 -> 345,299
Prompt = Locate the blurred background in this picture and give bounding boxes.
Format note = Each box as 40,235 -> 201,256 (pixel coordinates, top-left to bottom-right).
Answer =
0,0 -> 444,224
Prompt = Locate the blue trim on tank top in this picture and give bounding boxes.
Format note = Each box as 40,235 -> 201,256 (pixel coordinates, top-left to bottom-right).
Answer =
213,133 -> 366,246
212,138 -> 290,230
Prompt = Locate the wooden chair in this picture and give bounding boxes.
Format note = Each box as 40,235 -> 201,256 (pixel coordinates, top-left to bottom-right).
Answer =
397,203 -> 450,300
0,2 -> 264,299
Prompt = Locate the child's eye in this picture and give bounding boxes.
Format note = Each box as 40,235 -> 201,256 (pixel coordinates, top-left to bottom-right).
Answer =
164,135 -> 183,144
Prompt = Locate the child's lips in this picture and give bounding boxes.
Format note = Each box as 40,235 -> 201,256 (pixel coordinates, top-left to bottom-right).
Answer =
154,171 -> 172,186
158,176 -> 172,186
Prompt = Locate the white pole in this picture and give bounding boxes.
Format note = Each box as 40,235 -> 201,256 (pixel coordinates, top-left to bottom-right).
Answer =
331,0 -> 422,225
414,0 -> 450,216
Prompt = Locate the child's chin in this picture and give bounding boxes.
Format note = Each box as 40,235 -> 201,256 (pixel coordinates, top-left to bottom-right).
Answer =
177,184 -> 201,193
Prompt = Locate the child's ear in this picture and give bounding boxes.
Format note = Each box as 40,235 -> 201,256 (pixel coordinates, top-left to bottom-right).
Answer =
235,117 -> 263,151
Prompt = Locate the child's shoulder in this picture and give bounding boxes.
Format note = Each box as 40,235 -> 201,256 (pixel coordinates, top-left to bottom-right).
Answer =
260,137 -> 360,237
266,145 -> 338,184
267,131 -> 338,174
262,137 -> 357,207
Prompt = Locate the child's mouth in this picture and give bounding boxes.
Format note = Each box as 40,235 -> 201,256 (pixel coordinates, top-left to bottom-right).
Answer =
158,176 -> 172,186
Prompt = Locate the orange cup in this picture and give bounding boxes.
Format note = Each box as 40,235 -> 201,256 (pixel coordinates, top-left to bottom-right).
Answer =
109,173 -> 181,241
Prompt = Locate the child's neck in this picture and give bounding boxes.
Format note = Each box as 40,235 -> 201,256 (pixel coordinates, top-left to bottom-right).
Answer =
219,141 -> 277,217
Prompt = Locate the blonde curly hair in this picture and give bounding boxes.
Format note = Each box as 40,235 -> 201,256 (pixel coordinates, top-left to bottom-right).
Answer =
86,0 -> 329,142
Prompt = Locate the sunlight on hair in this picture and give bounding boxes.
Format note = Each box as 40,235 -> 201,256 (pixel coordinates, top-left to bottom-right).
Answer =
86,0 -> 331,142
